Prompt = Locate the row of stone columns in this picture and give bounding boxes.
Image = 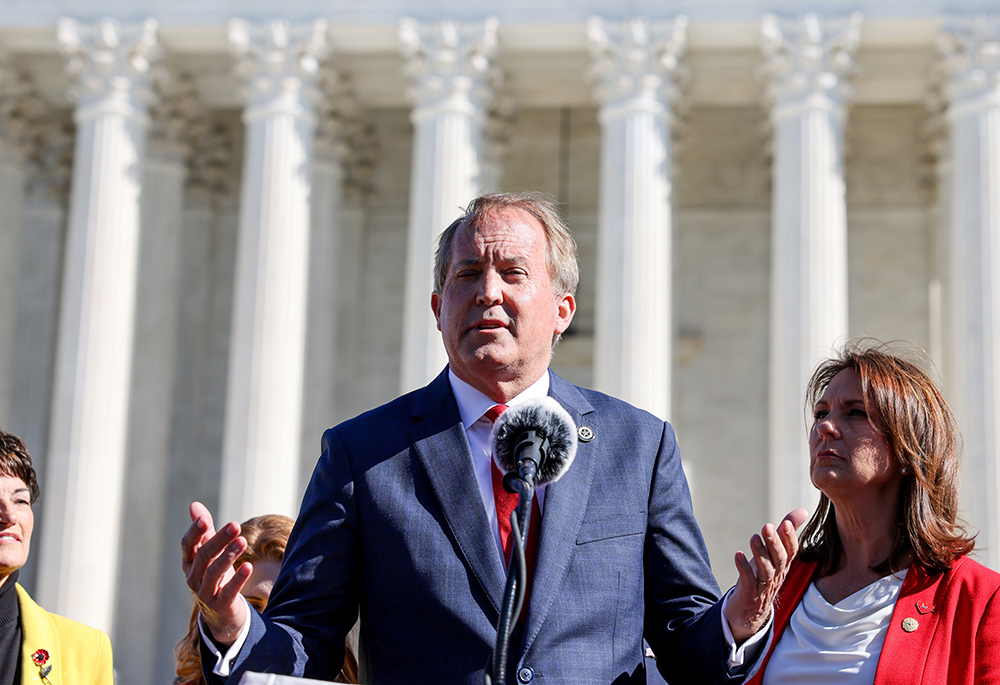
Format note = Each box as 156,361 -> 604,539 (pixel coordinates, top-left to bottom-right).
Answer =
2,11 -> 999,643
388,13 -> 1000,572
1,16 -> 359,640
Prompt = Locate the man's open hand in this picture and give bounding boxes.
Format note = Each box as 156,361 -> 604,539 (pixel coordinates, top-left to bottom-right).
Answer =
181,501 -> 251,647
725,507 -> 810,643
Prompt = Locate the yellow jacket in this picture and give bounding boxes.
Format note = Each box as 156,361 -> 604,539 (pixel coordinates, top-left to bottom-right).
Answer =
15,584 -> 114,685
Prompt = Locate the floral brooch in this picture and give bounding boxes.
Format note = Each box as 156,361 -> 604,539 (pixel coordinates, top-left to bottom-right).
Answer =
31,649 -> 52,684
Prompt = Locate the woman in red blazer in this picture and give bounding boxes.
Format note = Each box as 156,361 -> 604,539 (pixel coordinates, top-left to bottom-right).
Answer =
746,342 -> 1000,684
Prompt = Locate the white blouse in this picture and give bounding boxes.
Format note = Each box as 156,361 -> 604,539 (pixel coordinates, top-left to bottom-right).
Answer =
763,570 -> 907,685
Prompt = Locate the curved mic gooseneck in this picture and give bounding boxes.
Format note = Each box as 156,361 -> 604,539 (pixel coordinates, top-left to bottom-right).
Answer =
485,398 -> 577,685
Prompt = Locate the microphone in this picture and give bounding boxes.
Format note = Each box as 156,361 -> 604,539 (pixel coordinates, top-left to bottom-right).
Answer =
487,397 -> 576,685
491,397 -> 577,486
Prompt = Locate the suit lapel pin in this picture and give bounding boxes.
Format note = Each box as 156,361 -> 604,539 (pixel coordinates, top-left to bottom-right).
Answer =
31,649 -> 53,684
577,426 -> 594,442
915,600 -> 935,614
901,617 -> 919,633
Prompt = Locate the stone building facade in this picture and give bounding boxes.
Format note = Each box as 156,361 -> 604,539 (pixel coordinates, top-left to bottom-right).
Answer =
0,1 -> 998,683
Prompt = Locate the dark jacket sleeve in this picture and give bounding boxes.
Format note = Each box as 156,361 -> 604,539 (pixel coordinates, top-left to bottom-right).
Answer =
203,425 -> 358,682
642,421 -> 740,684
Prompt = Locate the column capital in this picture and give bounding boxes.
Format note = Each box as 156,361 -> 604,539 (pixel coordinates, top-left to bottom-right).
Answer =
228,18 -> 330,122
938,16 -> 1000,116
760,12 -> 861,119
57,17 -> 159,121
398,17 -> 499,121
586,16 -> 688,115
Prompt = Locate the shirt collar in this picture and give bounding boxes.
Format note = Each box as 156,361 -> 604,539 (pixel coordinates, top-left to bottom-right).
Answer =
448,368 -> 550,430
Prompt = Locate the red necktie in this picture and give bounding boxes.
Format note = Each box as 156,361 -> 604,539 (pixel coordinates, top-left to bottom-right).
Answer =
486,405 -> 541,611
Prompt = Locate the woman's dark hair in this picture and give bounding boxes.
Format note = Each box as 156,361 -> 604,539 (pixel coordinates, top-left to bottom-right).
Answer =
799,341 -> 975,576
0,430 -> 40,503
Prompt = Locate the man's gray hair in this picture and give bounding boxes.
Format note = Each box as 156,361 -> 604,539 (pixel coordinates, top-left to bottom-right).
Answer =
433,192 -> 579,298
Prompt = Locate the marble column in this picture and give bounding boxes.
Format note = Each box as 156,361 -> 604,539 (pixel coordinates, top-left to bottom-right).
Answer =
221,19 -> 329,522
0,61 -> 30,429
760,13 -> 860,522
398,17 -> 498,392
939,16 -> 1000,569
300,73 -> 353,489
587,16 -> 687,422
38,17 -> 158,634
116,67 -> 193,685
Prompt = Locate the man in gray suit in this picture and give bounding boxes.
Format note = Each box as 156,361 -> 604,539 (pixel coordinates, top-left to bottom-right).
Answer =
183,192 -> 805,684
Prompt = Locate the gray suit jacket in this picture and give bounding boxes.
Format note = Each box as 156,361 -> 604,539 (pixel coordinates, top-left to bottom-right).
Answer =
217,369 -> 733,684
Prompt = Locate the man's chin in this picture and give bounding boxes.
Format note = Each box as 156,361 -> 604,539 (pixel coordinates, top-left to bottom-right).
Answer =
459,338 -> 512,362
448,345 -> 517,377
467,351 -> 514,372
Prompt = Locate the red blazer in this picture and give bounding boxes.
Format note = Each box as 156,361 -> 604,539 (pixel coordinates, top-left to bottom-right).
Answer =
746,555 -> 1000,685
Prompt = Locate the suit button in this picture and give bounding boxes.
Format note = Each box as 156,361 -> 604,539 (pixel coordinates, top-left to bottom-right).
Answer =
517,667 -> 534,683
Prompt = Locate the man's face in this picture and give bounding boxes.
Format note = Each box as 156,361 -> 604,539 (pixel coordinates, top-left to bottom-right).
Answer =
431,208 -> 575,397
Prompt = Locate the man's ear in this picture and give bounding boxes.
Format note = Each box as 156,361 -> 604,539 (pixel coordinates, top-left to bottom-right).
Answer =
431,292 -> 442,331
554,293 -> 576,335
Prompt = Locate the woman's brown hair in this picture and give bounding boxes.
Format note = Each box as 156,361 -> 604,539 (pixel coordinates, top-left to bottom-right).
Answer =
798,341 -> 975,576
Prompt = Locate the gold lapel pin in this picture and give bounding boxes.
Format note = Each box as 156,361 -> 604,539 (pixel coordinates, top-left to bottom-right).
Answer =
901,617 -> 919,633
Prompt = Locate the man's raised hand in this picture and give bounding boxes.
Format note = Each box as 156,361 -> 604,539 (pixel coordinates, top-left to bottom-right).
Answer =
181,501 -> 251,647
725,507 -> 810,643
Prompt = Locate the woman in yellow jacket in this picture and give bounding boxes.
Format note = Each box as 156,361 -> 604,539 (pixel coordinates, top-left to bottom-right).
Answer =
0,430 -> 113,685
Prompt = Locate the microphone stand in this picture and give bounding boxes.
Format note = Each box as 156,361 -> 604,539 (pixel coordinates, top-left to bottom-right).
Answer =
484,466 -> 537,685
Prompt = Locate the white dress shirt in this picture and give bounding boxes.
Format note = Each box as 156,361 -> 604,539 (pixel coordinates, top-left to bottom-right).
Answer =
447,368 -> 550,560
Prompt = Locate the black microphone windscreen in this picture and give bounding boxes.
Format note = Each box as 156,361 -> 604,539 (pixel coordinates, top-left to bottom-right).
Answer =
492,397 -> 577,485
